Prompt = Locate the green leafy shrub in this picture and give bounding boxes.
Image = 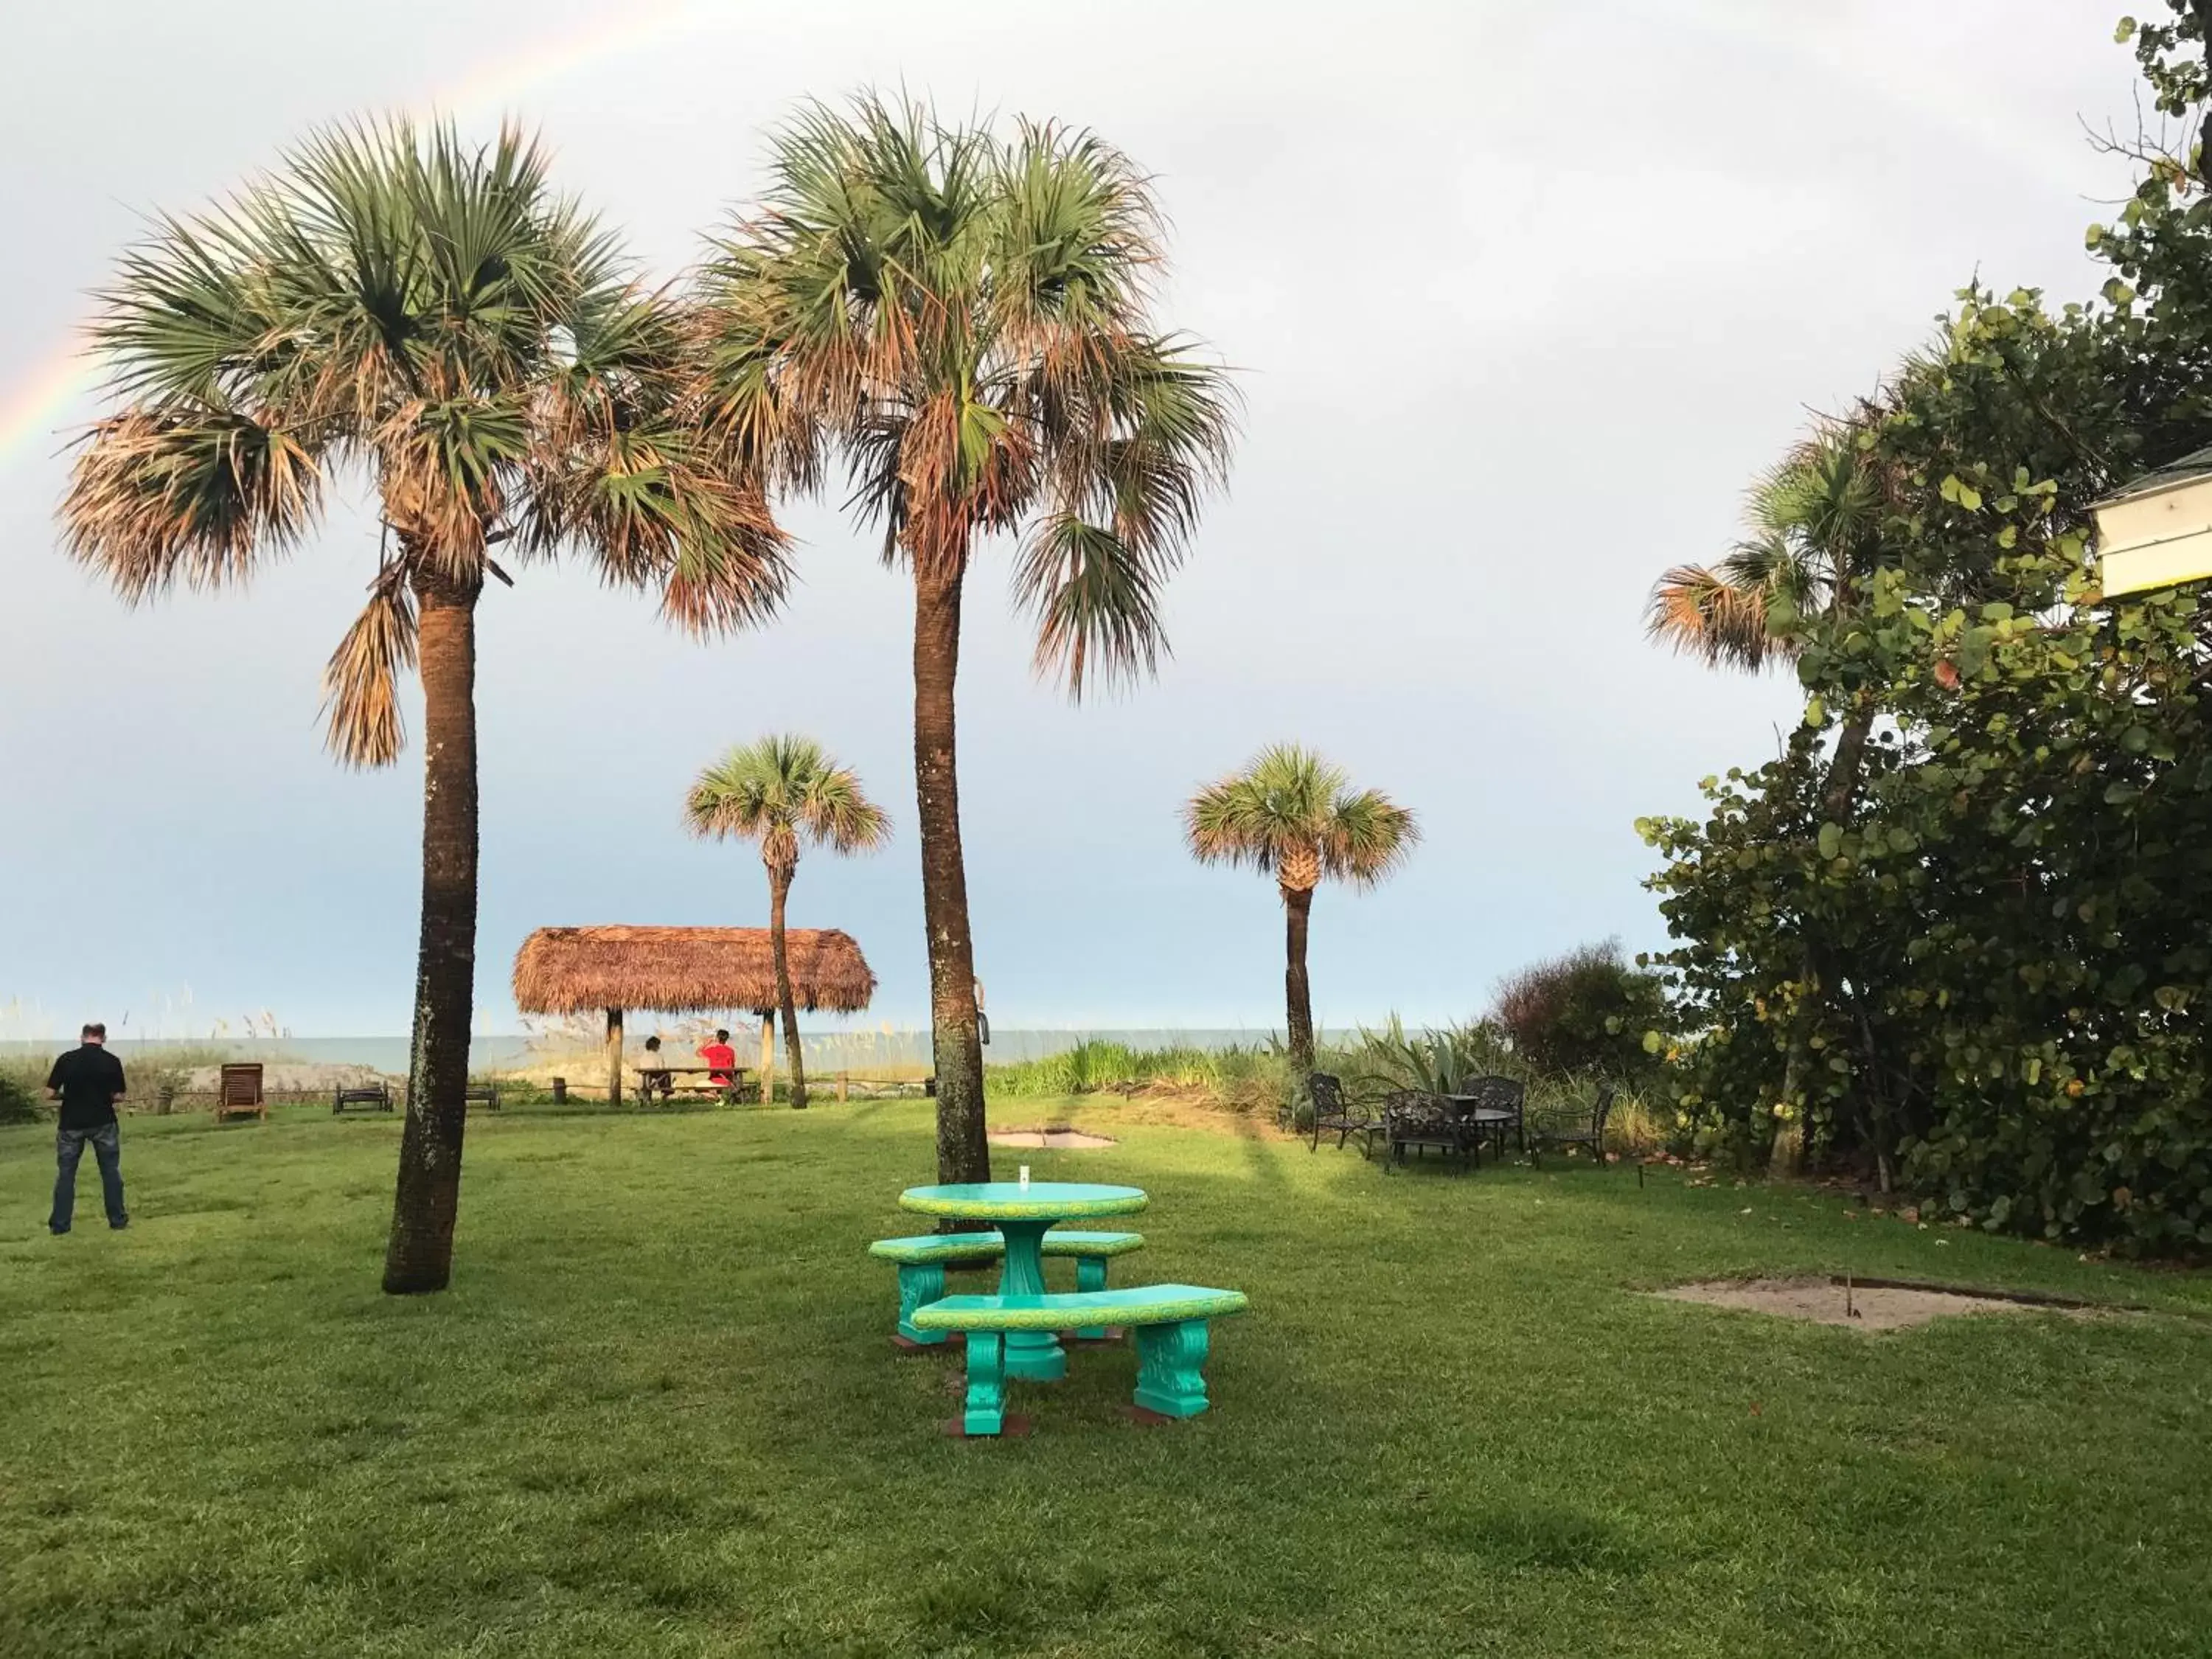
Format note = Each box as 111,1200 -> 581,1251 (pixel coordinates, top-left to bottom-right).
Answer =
1641,278 -> 2212,1249
0,1062 -> 44,1124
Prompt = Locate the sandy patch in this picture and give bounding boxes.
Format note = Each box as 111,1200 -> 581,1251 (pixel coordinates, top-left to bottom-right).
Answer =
987,1127 -> 1116,1149
1651,1276 -> 2090,1332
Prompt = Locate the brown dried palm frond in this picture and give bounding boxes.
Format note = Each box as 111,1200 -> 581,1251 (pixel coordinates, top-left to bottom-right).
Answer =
62,408 -> 324,599
1646,563 -> 1781,671
319,563 -> 418,768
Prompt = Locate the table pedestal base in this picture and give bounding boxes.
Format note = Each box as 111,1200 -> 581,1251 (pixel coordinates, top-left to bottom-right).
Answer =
997,1220 -> 1068,1382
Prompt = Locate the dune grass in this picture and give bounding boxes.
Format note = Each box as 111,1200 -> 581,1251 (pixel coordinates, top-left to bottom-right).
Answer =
2,1100 -> 2209,1657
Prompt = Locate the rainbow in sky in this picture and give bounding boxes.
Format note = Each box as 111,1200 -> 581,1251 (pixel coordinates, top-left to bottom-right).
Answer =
0,0 -> 724,476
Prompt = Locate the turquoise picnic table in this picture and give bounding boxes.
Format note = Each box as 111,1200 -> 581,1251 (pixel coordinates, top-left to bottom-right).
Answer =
898,1181 -> 1148,1382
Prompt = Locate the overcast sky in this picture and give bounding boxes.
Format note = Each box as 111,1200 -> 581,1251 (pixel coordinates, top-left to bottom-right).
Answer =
0,0 -> 2151,1040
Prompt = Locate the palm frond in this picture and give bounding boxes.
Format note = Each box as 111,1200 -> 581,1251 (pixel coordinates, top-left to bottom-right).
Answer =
1184,744 -> 1411,897
1644,563 -> 1781,671
1011,511 -> 1169,698
1321,789 -> 1420,887
694,92 -> 1234,656
1648,420 -> 1890,675
318,564 -> 417,768
686,733 -> 890,862
62,406 -> 324,598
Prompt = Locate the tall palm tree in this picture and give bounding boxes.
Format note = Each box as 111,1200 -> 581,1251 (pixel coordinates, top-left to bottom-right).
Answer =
697,94 -> 1238,1182
1644,424 -> 1888,1174
686,734 -> 891,1107
61,119 -> 788,1293
1185,745 -> 1419,1077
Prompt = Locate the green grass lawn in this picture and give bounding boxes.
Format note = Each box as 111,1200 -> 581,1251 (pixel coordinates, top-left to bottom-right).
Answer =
4,1100 -> 2210,1658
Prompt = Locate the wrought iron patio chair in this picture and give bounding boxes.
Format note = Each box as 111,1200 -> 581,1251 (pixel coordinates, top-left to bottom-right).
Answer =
1383,1089 -> 1475,1173
1529,1086 -> 1615,1167
1308,1071 -> 1384,1155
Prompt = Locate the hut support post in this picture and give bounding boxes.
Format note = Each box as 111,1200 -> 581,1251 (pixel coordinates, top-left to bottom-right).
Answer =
606,1007 -> 624,1107
759,1014 -> 775,1102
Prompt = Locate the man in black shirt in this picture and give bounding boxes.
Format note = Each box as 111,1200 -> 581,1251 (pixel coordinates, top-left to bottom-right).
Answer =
45,1022 -> 129,1234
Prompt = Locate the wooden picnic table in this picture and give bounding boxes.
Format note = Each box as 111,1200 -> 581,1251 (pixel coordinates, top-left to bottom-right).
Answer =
898,1182 -> 1147,1382
634,1063 -> 750,1102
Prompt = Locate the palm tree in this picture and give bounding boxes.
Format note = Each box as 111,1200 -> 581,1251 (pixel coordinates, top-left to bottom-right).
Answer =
1644,424 -> 1888,1175
685,734 -> 891,1107
1646,425 -> 1885,821
1184,745 -> 1419,1078
61,119 -> 788,1293
697,94 -> 1237,1182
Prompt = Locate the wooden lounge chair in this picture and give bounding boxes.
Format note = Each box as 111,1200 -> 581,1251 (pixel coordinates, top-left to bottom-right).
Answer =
214,1063 -> 268,1123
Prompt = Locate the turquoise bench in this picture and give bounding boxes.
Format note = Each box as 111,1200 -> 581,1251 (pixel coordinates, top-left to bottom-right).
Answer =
868,1230 -> 1145,1347
913,1284 -> 1249,1436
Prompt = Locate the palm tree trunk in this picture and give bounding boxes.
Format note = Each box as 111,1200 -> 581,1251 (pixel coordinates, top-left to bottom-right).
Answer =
1818,695 -> 1877,827
383,568 -> 481,1295
1282,883 -> 1316,1077
1773,691 -> 1879,1180
769,865 -> 807,1108
913,559 -> 990,1184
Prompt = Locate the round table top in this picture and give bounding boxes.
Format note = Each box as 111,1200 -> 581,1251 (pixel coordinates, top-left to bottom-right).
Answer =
899,1181 -> 1148,1220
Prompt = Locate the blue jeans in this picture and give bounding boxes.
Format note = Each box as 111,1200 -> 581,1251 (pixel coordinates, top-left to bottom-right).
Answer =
52,1124 -> 127,1232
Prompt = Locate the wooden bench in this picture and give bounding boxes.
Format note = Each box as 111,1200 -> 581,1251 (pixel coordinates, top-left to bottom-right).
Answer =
868,1230 -> 1145,1348
913,1283 -> 1249,1436
399,1084 -> 502,1112
636,1067 -> 754,1105
332,1083 -> 393,1115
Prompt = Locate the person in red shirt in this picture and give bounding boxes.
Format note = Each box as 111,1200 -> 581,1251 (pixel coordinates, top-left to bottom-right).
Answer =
698,1029 -> 737,1088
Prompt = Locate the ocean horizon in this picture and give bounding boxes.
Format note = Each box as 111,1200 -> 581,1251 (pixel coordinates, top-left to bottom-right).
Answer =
0,1027 -> 1368,1074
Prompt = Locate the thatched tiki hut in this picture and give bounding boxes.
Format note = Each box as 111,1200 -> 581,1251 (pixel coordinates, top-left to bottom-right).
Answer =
512,926 -> 876,1104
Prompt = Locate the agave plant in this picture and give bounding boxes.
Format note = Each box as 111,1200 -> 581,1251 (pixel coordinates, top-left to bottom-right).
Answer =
61,119 -> 787,1293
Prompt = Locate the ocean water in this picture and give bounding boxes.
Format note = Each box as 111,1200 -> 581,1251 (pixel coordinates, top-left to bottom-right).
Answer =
2,1028 -> 1324,1075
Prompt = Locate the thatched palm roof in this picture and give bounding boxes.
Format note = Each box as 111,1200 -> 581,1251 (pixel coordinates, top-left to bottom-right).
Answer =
512,926 -> 877,1016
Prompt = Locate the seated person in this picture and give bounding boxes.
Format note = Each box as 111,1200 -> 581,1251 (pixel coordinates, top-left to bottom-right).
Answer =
637,1035 -> 673,1100
698,1029 -> 737,1090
